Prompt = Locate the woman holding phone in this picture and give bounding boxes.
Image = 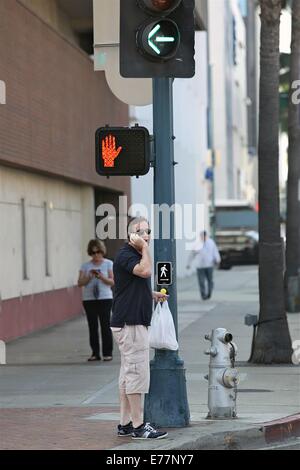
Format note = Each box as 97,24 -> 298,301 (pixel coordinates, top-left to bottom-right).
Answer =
78,239 -> 114,362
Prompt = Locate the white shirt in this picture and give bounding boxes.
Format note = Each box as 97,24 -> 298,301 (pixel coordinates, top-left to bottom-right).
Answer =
192,238 -> 221,269
80,259 -> 113,300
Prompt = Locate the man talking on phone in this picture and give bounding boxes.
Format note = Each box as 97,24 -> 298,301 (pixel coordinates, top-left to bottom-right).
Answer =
110,216 -> 168,439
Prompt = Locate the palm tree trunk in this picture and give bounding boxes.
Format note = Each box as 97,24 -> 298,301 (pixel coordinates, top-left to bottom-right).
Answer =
251,0 -> 292,363
285,0 -> 300,312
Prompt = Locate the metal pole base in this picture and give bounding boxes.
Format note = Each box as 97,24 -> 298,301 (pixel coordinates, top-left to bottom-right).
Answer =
144,350 -> 190,427
206,410 -> 237,420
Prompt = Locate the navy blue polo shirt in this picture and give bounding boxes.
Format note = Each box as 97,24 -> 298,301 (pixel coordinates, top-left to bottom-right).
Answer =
111,243 -> 153,327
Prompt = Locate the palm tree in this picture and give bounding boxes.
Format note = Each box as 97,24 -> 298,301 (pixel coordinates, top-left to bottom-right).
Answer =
251,0 -> 292,363
285,0 -> 300,312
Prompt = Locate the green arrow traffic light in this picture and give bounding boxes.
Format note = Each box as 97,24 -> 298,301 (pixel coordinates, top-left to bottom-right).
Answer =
138,19 -> 180,60
148,24 -> 176,55
120,0 -> 195,78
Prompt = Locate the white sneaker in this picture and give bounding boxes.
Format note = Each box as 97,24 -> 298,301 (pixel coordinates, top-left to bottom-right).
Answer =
131,423 -> 168,439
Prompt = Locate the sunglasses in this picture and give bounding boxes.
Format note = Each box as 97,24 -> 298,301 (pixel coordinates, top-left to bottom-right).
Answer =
135,229 -> 151,236
91,250 -> 101,255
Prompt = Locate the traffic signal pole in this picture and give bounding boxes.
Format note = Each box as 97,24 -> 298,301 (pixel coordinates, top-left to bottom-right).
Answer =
144,77 -> 190,427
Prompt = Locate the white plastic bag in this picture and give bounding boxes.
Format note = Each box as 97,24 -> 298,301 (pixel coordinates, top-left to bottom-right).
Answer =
149,301 -> 179,350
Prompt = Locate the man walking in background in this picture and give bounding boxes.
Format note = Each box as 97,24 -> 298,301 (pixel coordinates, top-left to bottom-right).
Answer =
186,230 -> 221,300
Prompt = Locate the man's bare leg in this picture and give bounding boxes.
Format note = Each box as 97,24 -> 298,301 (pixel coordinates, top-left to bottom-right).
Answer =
127,393 -> 143,428
119,388 -> 131,426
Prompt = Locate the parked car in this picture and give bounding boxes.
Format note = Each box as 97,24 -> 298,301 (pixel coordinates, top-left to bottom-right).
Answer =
215,230 -> 259,269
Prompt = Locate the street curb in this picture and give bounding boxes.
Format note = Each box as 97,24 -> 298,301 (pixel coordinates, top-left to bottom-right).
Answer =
177,414 -> 300,450
263,414 -> 300,445
163,427 -> 264,451
111,414 -> 300,450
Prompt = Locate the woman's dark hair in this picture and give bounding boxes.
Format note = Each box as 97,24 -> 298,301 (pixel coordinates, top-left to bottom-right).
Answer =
87,239 -> 107,256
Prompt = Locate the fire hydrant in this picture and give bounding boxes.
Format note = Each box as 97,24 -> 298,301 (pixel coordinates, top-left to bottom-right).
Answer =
204,328 -> 239,419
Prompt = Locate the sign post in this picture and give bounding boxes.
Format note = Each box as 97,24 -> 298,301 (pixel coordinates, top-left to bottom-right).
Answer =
144,78 -> 190,427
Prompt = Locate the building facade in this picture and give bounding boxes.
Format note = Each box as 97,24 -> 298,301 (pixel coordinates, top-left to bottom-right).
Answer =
0,0 -> 130,341
208,0 -> 254,202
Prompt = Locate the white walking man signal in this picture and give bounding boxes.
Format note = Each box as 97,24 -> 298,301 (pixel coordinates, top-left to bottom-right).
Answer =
157,262 -> 172,285
160,265 -> 168,278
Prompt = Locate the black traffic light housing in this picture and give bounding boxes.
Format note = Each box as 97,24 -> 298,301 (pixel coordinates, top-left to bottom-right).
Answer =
95,126 -> 151,176
120,0 -> 195,78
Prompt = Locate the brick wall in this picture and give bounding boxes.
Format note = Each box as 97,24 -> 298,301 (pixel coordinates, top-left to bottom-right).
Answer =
0,0 -> 130,195
18,0 -> 80,45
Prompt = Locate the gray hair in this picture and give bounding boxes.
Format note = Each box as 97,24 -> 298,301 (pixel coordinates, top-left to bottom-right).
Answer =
127,216 -> 149,239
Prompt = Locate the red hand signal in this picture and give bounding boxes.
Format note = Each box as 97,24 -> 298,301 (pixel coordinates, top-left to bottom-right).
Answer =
102,134 -> 122,168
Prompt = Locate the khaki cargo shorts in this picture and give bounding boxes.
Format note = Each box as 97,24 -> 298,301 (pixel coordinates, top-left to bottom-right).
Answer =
111,325 -> 150,395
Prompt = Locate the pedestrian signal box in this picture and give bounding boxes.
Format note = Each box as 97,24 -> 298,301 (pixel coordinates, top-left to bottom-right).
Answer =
95,126 -> 151,176
157,262 -> 172,285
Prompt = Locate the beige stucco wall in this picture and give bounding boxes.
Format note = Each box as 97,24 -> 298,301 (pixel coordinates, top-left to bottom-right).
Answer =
0,165 -> 95,300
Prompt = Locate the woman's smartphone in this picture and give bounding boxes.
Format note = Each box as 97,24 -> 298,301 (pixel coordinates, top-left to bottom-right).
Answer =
90,269 -> 101,275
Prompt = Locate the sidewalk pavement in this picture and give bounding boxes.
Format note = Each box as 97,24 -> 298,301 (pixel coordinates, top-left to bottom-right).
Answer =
0,266 -> 299,450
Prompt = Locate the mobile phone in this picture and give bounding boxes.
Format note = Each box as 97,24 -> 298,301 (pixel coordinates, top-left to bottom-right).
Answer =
91,269 -> 101,275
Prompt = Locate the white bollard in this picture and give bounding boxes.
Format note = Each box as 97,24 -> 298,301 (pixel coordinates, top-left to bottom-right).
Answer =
0,340 -> 6,365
